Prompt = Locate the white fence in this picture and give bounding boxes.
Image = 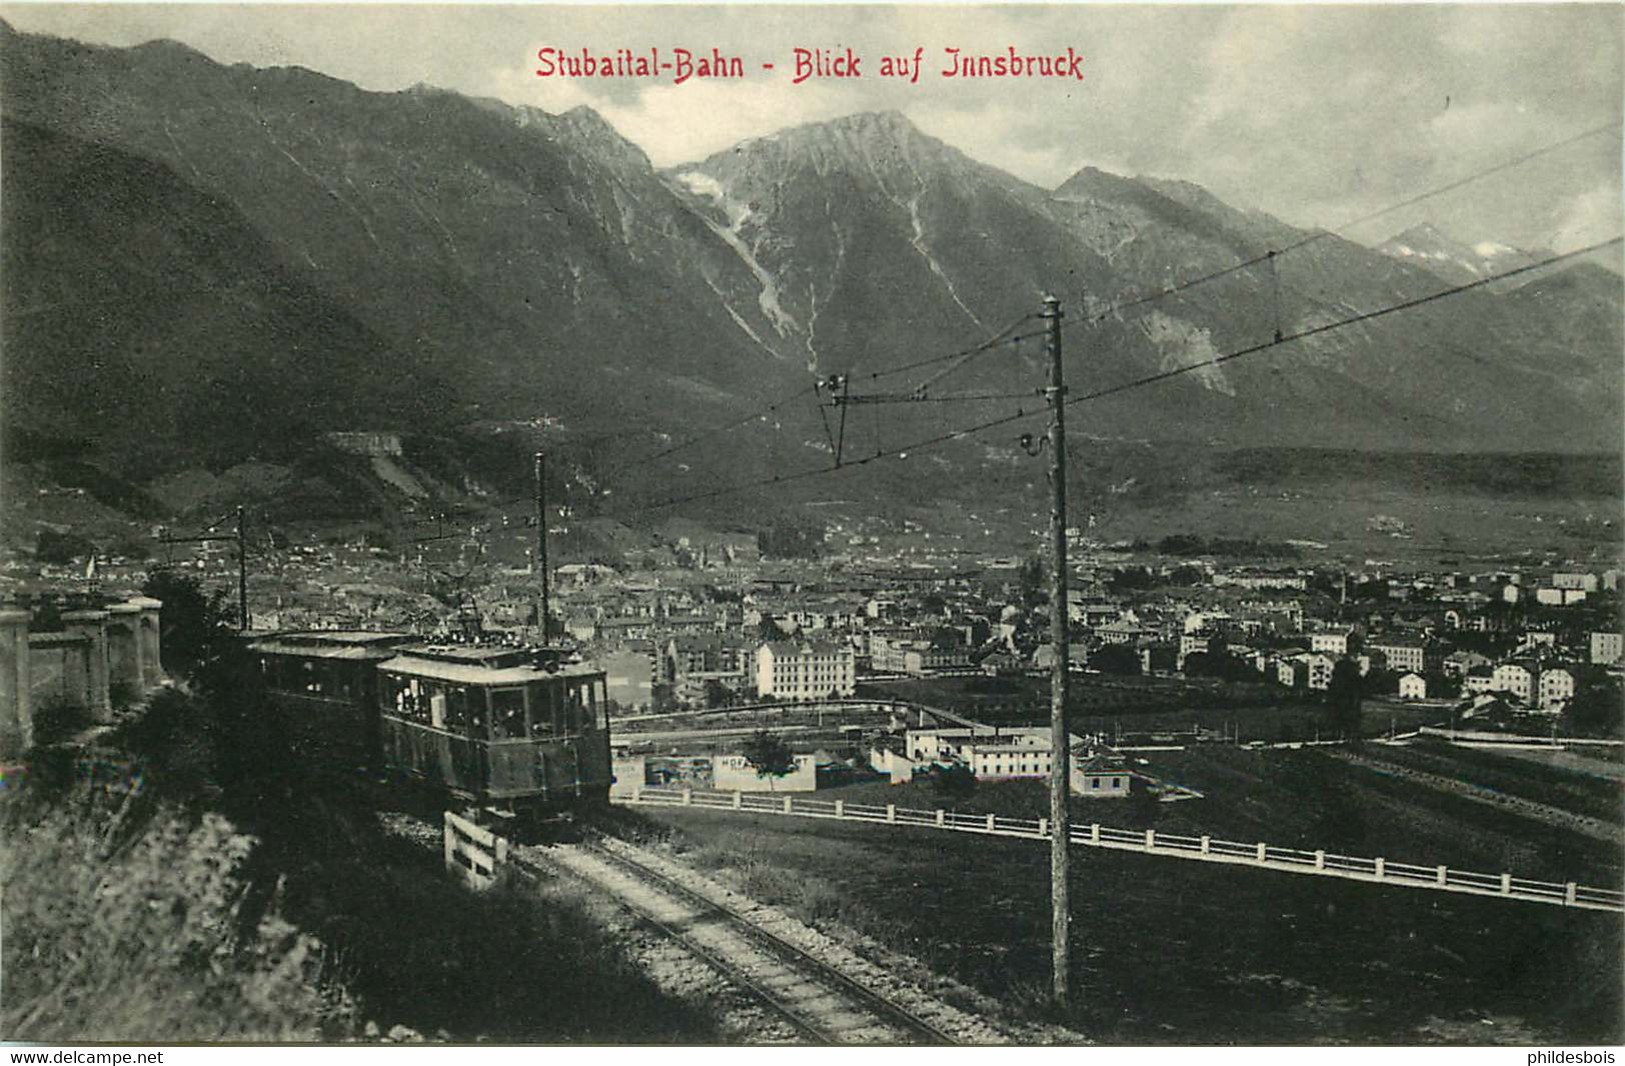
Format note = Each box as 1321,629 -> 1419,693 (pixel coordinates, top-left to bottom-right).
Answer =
619,787 -> 1624,913
1418,726 -> 1624,747
444,810 -> 508,891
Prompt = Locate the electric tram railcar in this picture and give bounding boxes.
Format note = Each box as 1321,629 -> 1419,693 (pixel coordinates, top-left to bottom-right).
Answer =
376,643 -> 613,815
247,632 -> 613,819
248,631 -> 409,768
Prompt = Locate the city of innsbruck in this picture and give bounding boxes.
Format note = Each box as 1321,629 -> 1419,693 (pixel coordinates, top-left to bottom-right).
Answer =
0,2 -> 1620,1062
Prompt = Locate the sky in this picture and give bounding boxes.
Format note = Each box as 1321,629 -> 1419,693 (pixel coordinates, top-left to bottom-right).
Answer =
1,2 -> 1621,254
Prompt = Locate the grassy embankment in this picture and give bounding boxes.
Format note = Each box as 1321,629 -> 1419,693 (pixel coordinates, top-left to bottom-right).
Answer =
3,686 -> 715,1043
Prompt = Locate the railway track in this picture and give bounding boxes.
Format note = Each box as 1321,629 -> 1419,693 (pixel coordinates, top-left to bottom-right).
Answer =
516,836 -> 968,1045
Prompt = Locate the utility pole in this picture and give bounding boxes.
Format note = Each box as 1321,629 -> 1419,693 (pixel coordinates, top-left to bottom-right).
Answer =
535,452 -> 550,642
157,507 -> 250,630
1042,293 -> 1071,1006
236,506 -> 248,631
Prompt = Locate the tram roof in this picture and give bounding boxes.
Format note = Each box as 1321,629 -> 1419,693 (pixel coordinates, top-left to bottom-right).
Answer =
247,631 -> 413,660
377,654 -> 603,686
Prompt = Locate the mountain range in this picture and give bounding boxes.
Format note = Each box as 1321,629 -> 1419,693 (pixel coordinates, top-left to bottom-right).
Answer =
2,20 -> 1620,532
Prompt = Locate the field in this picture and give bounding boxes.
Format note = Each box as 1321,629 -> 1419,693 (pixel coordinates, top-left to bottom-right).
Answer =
1127,746 -> 1621,885
864,675 -> 1449,743
1352,741 -> 1625,826
806,741 -> 1621,886
630,804 -> 1622,1044
621,736 -> 1624,1043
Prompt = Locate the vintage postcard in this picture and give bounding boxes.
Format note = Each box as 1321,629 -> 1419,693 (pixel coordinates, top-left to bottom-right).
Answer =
1,2 -> 1621,1054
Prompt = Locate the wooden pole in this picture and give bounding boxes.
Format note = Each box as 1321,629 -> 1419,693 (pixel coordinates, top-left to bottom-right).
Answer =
236,506 -> 248,631
535,452 -> 550,641
1042,293 -> 1071,1005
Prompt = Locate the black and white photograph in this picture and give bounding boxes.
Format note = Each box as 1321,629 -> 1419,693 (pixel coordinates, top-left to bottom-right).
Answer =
0,0 -> 1621,1051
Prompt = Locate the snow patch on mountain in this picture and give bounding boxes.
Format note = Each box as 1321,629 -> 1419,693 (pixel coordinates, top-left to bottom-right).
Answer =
903,190 -> 985,329
1139,310 -> 1234,396
673,169 -> 798,337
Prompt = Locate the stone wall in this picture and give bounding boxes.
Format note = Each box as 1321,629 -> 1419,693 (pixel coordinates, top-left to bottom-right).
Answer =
0,598 -> 162,757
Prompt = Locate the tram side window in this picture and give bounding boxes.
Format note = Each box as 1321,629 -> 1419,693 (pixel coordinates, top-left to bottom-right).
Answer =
491,688 -> 527,740
330,663 -> 355,701
581,679 -> 601,728
595,679 -> 610,730
409,679 -> 430,724
299,660 -> 322,696
426,682 -> 448,729
382,675 -> 404,716
385,675 -> 426,722
444,686 -> 473,736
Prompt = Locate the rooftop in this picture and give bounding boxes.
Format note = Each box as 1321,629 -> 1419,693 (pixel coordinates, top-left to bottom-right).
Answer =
379,654 -> 604,686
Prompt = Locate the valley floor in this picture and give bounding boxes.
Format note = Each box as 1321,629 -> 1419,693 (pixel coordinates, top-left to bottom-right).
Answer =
623,798 -> 1622,1045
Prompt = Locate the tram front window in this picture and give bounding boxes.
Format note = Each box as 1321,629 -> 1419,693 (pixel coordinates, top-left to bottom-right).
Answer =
530,683 -> 558,739
491,688 -> 527,740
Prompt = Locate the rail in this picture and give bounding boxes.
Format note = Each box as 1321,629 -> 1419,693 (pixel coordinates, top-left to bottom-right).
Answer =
577,840 -> 961,1044
617,787 -> 1625,913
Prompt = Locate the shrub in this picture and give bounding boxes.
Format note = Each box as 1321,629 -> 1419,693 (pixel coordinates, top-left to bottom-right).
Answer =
30,696 -> 91,747
1,788 -> 341,1041
109,681 -> 139,713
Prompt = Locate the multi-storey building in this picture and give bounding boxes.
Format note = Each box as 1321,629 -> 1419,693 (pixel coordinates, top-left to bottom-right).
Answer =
1491,661 -> 1535,702
902,727 -> 1130,797
1367,637 -> 1425,675
755,640 -> 856,700
1538,668 -> 1575,712
1309,628 -> 1357,657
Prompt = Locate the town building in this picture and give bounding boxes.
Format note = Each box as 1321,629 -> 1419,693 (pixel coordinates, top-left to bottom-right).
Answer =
1398,672 -> 1427,700
1538,668 -> 1575,712
1367,637 -> 1425,675
1211,570 -> 1308,591
1442,650 -> 1491,678
1491,661 -> 1535,703
755,640 -> 856,700
1308,628 -> 1357,657
901,726 -> 1130,797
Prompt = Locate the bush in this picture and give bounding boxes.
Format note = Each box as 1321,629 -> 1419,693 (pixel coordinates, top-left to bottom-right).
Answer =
930,762 -> 977,802
108,680 -> 139,713
0,787 -> 341,1041
30,696 -> 91,747
111,685 -> 279,808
